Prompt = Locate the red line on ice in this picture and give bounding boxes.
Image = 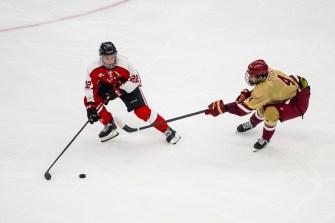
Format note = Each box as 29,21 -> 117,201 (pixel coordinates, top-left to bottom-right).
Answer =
0,0 -> 130,33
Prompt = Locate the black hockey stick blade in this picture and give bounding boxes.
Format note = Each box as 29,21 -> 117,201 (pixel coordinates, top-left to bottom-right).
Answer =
44,172 -> 51,180
115,109 -> 208,133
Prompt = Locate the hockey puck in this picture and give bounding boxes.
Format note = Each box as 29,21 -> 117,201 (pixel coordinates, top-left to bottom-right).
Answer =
79,174 -> 86,178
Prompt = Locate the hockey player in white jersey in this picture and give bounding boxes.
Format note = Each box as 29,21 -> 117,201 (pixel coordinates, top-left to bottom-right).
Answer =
84,41 -> 181,144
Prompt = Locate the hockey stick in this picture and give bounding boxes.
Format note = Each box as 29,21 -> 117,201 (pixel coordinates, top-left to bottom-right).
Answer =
44,97 -> 110,181
114,109 -> 208,133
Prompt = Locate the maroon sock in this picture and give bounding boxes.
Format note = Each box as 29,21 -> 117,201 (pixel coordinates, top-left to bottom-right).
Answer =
262,123 -> 276,141
250,110 -> 264,127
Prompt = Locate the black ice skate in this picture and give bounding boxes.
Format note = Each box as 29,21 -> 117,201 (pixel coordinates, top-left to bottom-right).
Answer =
99,119 -> 119,142
253,138 -> 269,151
236,121 -> 254,133
164,127 -> 181,144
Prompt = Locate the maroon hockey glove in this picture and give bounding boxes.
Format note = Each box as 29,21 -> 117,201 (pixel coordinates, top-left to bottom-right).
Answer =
86,103 -> 99,124
205,100 -> 226,117
235,89 -> 251,103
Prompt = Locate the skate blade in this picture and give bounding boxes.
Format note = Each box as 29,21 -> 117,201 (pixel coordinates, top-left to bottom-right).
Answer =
170,135 -> 181,145
100,132 -> 119,142
253,147 -> 267,152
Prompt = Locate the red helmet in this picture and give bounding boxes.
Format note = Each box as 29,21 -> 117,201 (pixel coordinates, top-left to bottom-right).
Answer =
245,59 -> 268,86
248,59 -> 268,75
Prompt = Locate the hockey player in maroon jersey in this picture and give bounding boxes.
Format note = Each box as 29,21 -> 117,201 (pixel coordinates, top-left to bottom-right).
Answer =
84,41 -> 181,144
205,59 -> 311,150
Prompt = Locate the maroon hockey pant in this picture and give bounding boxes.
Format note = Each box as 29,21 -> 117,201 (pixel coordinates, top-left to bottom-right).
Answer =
275,87 -> 311,122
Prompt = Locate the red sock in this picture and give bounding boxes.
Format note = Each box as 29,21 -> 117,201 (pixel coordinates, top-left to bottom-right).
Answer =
98,107 -> 112,125
152,114 -> 169,133
134,106 -> 168,133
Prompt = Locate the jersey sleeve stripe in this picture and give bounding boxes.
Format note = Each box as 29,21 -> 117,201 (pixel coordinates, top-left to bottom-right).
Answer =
237,103 -> 253,113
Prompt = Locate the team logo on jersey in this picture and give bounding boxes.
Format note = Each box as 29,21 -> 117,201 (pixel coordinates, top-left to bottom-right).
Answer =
114,71 -> 121,78
99,73 -> 105,77
104,70 -> 117,84
107,70 -> 115,79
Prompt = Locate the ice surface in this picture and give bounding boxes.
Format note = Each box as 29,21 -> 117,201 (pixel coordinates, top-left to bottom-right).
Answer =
1,0 -> 335,222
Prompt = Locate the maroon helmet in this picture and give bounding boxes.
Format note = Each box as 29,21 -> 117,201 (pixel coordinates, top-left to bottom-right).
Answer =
245,59 -> 268,86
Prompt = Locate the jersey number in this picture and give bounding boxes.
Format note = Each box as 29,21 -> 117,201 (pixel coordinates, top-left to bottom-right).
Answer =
129,75 -> 139,83
278,75 -> 294,86
85,81 -> 92,88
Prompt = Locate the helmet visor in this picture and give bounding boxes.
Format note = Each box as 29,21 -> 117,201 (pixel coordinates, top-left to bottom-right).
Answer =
101,54 -> 117,69
245,70 -> 256,86
245,70 -> 266,86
